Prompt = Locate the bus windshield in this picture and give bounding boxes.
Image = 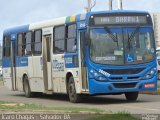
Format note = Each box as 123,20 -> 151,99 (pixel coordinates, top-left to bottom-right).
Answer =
90,27 -> 155,65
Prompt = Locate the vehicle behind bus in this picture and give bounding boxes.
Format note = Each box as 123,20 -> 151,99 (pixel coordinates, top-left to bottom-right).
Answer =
156,48 -> 160,79
2,10 -> 158,103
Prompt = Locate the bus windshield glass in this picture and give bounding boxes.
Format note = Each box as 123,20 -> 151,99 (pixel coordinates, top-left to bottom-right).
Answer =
90,27 -> 155,65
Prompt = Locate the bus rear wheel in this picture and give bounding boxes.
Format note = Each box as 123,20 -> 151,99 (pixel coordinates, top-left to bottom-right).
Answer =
125,92 -> 139,101
24,76 -> 34,98
68,76 -> 81,103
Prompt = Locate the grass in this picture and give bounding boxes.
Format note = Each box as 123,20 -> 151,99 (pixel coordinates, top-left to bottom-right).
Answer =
0,101 -> 104,113
86,112 -> 139,120
0,101 -> 139,120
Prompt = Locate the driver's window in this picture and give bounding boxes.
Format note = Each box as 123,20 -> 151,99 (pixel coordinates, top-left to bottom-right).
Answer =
139,32 -> 151,50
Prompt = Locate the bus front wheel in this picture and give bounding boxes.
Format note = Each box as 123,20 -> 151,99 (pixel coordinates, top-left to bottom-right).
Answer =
24,76 -> 34,98
125,92 -> 139,101
68,76 -> 81,103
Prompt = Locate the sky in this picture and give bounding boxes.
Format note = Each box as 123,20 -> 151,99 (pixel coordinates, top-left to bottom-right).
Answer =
0,0 -> 160,43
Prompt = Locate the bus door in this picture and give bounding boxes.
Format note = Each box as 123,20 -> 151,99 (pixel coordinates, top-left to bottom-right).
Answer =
42,27 -> 52,91
79,30 -> 88,92
10,34 -> 17,91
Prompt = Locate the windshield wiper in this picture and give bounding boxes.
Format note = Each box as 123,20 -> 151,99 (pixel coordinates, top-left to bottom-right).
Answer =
128,26 -> 140,50
104,27 -> 118,42
128,27 -> 140,41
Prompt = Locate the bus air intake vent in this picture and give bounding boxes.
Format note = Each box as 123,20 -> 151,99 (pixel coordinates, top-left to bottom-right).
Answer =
113,83 -> 137,89
128,76 -> 140,80
104,68 -> 145,75
109,77 -> 123,80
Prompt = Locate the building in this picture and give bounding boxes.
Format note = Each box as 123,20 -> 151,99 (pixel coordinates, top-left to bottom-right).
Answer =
0,45 -> 2,60
152,13 -> 160,48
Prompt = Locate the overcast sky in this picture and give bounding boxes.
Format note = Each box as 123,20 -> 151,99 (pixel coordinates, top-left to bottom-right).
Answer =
0,0 -> 160,42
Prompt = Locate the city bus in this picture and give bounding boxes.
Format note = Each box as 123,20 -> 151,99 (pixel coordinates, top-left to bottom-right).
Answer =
2,10 -> 158,103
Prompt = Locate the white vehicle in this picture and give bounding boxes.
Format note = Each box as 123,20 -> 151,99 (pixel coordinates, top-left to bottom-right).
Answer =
0,66 -> 2,76
156,48 -> 160,79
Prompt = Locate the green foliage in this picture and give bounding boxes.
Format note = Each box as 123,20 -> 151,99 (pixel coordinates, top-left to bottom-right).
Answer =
0,101 -> 104,113
86,113 -> 139,120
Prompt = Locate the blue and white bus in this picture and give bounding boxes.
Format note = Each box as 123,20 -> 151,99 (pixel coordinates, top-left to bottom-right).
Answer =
2,10 -> 158,103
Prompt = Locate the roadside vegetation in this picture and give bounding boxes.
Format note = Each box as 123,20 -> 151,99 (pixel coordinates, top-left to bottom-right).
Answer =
0,101 -> 139,120
0,101 -> 103,113
86,113 -> 139,120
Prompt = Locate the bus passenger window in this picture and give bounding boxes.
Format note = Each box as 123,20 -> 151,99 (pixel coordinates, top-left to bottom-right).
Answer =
25,32 -> 32,56
3,36 -> 10,57
67,24 -> 76,53
53,26 -> 65,54
17,33 -> 26,56
34,30 -> 42,55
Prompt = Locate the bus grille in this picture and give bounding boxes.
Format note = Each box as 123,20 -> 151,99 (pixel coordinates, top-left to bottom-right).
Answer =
109,76 -> 140,81
104,68 -> 145,75
113,83 -> 137,88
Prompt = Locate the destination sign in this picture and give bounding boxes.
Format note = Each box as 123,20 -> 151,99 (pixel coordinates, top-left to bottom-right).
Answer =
94,16 -> 147,25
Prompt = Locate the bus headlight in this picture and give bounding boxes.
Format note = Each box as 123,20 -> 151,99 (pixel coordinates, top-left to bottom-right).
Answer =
90,69 -> 100,77
94,72 -> 99,77
143,68 -> 157,79
98,76 -> 106,81
150,70 -> 154,75
146,75 -> 151,79
90,69 -> 106,81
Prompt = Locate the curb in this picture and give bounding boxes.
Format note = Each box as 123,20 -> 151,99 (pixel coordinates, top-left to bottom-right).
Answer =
140,89 -> 160,95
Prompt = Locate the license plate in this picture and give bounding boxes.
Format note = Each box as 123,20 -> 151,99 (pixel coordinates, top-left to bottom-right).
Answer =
144,83 -> 155,88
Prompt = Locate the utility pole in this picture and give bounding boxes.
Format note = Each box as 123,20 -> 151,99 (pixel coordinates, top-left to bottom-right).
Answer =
108,0 -> 113,10
118,0 -> 123,10
86,0 -> 91,12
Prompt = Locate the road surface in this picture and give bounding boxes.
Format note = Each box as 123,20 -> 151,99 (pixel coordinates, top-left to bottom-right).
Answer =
0,85 -> 160,114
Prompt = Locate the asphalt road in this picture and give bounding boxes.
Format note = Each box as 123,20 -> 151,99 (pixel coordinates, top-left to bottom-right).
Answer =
0,85 -> 160,114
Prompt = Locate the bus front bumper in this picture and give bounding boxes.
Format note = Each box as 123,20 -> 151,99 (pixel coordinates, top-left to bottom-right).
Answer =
88,76 -> 158,95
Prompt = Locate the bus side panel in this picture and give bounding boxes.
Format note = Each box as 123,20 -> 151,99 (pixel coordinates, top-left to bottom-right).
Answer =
16,57 -> 29,91
64,53 -> 81,94
30,56 -> 44,92
65,68 -> 81,94
52,54 -> 66,93
3,56 -> 12,89
3,68 -> 12,90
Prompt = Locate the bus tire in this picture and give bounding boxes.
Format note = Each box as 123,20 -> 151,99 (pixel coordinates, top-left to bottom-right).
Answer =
68,76 -> 81,103
125,92 -> 139,101
24,76 -> 34,98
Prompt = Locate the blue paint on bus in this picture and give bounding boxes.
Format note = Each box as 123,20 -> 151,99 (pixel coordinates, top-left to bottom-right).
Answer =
2,58 -> 11,68
16,57 -> 28,67
64,53 -> 79,68
3,25 -> 29,35
3,25 -> 29,68
82,10 -> 157,94
87,56 -> 157,94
